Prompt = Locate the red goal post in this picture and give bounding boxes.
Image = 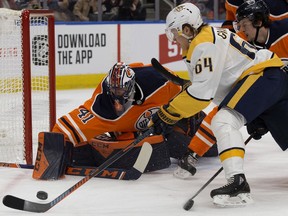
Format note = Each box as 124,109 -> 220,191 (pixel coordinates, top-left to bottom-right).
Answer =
0,9 -> 56,165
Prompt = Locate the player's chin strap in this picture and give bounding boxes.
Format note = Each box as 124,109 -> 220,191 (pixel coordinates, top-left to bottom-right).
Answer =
252,25 -> 268,49
253,26 -> 260,44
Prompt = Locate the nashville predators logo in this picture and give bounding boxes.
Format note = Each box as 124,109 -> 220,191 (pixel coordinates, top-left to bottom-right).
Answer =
135,108 -> 159,130
175,5 -> 192,14
175,5 -> 185,12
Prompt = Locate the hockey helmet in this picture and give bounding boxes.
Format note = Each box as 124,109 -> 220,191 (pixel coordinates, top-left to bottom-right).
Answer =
236,0 -> 270,26
106,62 -> 136,116
165,3 -> 203,42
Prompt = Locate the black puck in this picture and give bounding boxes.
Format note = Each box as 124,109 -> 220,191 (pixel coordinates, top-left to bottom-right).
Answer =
36,191 -> 48,200
183,199 -> 194,211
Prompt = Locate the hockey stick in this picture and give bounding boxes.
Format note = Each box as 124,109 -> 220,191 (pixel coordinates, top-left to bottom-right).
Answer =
0,144 -> 152,181
183,135 -> 253,211
2,128 -> 154,213
151,58 -> 191,89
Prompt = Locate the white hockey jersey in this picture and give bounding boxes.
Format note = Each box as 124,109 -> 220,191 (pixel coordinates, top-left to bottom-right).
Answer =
166,25 -> 283,118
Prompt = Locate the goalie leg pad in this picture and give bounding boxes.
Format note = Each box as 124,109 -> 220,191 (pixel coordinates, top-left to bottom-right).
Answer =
32,132 -> 73,180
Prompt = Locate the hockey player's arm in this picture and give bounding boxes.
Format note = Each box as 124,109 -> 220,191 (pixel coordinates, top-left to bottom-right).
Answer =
167,89 -> 210,118
150,90 -> 210,136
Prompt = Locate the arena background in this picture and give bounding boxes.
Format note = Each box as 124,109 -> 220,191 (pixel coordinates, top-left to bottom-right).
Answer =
54,21 -> 222,89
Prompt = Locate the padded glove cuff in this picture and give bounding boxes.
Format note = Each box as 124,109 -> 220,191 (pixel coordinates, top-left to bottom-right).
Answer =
157,105 -> 181,125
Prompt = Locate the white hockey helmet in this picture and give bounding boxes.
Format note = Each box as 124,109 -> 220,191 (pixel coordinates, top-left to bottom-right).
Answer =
165,3 -> 203,42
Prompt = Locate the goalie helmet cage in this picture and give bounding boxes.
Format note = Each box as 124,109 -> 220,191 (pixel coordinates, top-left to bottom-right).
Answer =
0,9 -> 56,165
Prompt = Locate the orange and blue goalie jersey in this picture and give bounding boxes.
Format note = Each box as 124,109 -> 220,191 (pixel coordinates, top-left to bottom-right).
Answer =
52,64 -> 182,146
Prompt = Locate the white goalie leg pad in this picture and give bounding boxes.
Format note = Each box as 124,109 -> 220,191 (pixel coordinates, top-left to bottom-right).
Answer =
213,193 -> 254,207
211,107 -> 247,179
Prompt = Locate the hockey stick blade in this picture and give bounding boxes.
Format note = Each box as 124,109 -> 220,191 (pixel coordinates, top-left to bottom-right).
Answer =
151,58 -> 191,89
2,129 -> 154,213
183,135 -> 253,211
132,142 -> 152,173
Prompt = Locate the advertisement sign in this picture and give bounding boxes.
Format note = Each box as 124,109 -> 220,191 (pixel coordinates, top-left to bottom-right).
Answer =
54,22 -> 221,76
56,24 -> 118,75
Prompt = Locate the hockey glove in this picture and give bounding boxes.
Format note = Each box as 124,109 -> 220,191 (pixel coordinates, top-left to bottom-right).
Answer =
246,117 -> 268,140
149,105 -> 181,137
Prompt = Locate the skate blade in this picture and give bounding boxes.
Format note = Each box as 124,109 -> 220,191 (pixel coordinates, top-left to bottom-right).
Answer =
173,167 -> 192,179
213,193 -> 254,207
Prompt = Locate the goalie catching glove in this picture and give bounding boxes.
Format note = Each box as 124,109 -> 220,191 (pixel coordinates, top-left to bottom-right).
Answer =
149,105 -> 181,137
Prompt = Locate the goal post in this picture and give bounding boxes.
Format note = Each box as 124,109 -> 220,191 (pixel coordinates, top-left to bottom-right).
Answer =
0,9 -> 56,165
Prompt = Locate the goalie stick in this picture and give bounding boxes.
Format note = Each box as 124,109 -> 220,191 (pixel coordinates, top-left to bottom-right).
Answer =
2,129 -> 153,213
0,139 -> 154,181
151,58 -> 191,89
183,135 -> 253,211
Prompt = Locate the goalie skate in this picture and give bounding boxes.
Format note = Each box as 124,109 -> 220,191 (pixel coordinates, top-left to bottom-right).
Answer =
211,174 -> 254,207
173,151 -> 197,179
174,166 -> 193,179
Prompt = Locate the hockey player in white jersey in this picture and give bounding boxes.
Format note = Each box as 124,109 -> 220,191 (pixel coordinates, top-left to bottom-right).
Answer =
148,2 -> 288,207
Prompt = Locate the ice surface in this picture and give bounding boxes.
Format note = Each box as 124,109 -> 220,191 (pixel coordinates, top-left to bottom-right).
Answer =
1,89 -> 287,216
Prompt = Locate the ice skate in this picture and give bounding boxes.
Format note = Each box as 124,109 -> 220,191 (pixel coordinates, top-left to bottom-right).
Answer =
210,174 -> 254,207
173,150 -> 197,179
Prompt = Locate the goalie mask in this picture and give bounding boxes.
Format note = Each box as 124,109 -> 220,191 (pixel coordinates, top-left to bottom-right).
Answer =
106,62 -> 136,116
165,3 -> 203,42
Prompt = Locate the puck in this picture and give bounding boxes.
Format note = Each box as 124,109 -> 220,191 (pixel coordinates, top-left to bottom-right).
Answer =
36,191 -> 48,200
183,199 -> 194,211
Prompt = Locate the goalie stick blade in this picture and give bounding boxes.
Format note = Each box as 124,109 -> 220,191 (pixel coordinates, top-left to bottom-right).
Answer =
119,142 -> 153,180
133,142 -> 152,173
3,195 -> 51,213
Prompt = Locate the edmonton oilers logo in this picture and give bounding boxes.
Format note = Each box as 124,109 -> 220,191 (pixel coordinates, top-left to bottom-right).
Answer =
135,108 -> 159,130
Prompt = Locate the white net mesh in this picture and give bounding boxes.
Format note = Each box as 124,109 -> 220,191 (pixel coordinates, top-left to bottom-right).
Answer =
0,9 -> 54,164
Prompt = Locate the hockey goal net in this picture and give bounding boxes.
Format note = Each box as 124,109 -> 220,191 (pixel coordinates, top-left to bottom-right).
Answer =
0,9 -> 56,164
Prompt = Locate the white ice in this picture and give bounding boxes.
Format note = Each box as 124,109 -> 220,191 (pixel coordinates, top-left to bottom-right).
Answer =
1,89 -> 288,216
